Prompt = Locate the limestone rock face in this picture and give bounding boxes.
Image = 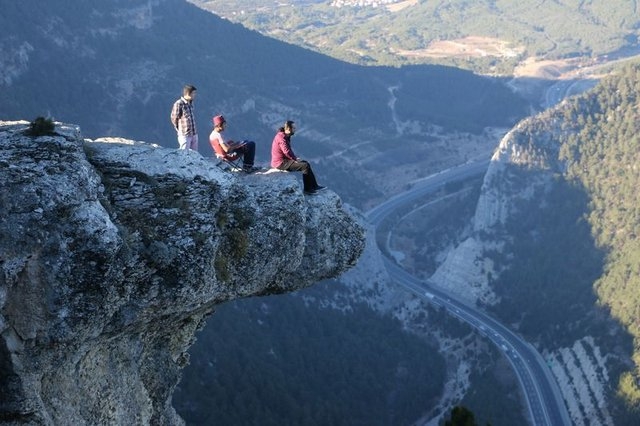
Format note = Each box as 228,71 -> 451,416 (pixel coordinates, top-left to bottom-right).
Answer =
473,113 -> 563,233
0,121 -> 365,425
429,109 -> 565,304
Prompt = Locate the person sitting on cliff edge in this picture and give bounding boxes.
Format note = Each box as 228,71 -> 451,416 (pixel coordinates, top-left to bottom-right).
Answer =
270,120 -> 326,195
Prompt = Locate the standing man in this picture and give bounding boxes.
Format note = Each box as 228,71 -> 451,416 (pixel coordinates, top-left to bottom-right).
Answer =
271,120 -> 325,195
170,84 -> 198,151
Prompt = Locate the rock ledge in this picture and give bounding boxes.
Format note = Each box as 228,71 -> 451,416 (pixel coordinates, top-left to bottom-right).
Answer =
0,121 -> 364,425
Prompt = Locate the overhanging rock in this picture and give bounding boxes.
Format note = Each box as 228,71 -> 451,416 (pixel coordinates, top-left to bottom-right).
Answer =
0,120 -> 365,425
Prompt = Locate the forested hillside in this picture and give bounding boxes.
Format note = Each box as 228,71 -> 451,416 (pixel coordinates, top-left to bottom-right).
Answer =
559,64 -> 640,408
174,293 -> 447,425
190,0 -> 640,73
485,63 -> 640,422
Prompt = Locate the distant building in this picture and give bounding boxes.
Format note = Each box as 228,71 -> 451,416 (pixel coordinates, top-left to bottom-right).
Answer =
330,0 -> 402,8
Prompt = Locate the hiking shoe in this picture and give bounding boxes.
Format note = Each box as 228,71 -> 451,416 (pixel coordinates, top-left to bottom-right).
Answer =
314,185 -> 327,191
303,189 -> 316,195
242,165 -> 261,174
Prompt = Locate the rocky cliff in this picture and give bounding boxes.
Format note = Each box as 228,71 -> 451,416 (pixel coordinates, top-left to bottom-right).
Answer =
429,109 -> 565,305
0,120 -> 365,425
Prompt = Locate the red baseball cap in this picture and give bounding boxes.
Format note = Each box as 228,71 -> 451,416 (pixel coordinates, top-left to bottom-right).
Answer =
213,115 -> 225,126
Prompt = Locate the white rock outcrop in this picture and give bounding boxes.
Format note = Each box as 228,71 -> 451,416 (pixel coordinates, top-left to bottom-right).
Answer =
429,111 -> 564,304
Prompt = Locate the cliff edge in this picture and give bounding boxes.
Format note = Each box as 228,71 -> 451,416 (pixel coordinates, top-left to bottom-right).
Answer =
0,120 -> 365,425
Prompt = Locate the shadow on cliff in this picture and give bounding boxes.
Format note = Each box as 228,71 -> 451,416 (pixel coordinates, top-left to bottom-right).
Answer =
482,165 -> 634,391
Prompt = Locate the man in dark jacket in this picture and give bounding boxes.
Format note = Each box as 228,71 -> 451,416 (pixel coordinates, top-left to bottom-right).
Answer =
271,120 -> 325,195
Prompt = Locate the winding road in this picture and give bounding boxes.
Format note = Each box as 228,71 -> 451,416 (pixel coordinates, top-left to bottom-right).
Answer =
366,160 -> 572,426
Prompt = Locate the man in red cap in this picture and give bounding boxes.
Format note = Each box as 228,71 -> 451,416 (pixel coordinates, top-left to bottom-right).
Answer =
209,115 -> 258,172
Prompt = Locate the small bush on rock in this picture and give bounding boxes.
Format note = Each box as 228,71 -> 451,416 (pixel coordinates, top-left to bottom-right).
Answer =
25,117 -> 56,137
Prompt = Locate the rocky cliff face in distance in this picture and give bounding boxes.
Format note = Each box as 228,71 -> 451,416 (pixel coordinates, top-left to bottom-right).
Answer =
430,110 -> 564,305
0,121 -> 365,425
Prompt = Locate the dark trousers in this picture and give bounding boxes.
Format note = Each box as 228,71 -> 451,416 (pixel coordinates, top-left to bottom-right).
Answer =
278,159 -> 318,191
232,140 -> 256,167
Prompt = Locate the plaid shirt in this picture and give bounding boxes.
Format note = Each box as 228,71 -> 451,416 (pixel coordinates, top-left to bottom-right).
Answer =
171,97 -> 197,136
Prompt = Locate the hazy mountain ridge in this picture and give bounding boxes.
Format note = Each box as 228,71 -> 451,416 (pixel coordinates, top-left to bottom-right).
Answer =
189,0 -> 640,73
0,0 -> 531,209
429,64 -> 640,424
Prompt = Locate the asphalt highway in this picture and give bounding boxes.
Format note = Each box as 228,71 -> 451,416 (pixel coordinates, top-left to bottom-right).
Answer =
366,160 -> 571,426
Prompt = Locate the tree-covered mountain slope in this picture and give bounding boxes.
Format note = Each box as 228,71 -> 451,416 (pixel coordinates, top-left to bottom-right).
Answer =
174,294 -> 447,426
189,0 -> 640,74
558,64 -> 640,413
433,63 -> 640,424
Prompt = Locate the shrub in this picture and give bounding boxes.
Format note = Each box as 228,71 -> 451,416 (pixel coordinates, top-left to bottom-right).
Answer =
25,116 -> 55,137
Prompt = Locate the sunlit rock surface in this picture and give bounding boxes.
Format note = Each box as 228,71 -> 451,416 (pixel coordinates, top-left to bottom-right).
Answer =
0,120 -> 364,425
